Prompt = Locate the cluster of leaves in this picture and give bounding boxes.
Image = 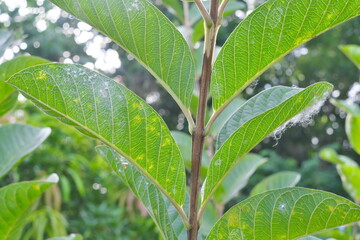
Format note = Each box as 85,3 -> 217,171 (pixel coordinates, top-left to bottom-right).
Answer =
1,0 -> 360,239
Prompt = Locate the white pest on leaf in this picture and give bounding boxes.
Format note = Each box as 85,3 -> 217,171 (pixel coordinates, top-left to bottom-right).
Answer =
272,91 -> 330,144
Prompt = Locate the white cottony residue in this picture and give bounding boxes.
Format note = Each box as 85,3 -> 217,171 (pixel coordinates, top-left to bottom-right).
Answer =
99,81 -> 110,98
215,159 -> 222,166
272,92 -> 330,144
127,0 -> 140,12
347,82 -> 360,104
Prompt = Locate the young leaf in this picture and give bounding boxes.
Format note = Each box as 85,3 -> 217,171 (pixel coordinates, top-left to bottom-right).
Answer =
0,56 -> 49,117
320,148 -> 358,166
162,0 -> 184,20
202,82 -> 333,206
49,0 -> 195,119
331,99 -> 360,116
339,44 -> 360,69
206,188 -> 360,240
0,175 -> 59,240
216,86 -> 302,149
214,154 -> 267,204
211,0 -> 360,111
345,115 -> 360,155
7,63 -> 186,205
250,171 -> 301,196
97,146 -> 186,239
337,165 -> 360,203
0,124 -> 51,178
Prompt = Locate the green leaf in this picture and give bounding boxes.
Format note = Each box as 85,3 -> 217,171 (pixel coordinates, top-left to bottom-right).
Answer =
0,124 -> 51,178
206,187 -> 360,240
216,86 -> 303,149
210,97 -> 245,137
320,148 -> 358,166
250,171 -> 301,196
339,44 -> 360,69
346,114 -> 360,155
0,175 -> 59,240
214,154 -> 267,204
202,82 -> 333,205
162,0 -> 184,20
0,89 -> 17,118
49,0 -> 195,116
0,56 -> 49,117
337,165 -> 360,202
97,146 -> 186,240
331,99 -> 360,116
211,0 -> 360,111
7,63 -> 186,205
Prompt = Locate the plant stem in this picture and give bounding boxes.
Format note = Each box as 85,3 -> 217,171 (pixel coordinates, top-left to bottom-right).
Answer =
188,1 -> 220,239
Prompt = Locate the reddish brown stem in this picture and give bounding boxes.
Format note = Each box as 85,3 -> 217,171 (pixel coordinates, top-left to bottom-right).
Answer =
188,1 -> 220,239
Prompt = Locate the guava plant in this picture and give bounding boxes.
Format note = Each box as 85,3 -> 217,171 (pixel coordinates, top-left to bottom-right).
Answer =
2,0 -> 360,239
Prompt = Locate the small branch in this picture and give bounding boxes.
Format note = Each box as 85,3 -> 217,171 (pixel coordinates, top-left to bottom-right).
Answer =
218,0 -> 230,18
194,0 -> 213,27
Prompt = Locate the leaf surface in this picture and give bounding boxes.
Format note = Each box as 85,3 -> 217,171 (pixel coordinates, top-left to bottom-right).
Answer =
0,124 -> 51,178
97,146 -> 185,240
320,148 -> 358,166
216,86 -> 302,149
206,188 -> 360,240
202,82 -> 333,205
339,44 -> 360,69
337,165 -> 360,202
250,171 -> 301,196
346,115 -> 360,155
214,154 -> 267,203
0,56 -> 49,117
7,63 -> 186,205
0,175 -> 58,240
211,0 -> 360,111
49,0 -> 195,114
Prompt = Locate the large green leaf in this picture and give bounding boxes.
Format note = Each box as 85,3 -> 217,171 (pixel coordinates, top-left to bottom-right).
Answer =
214,154 -> 267,204
345,114 -> 360,155
97,146 -> 186,240
250,171 -> 301,196
216,86 -> 303,149
202,82 -> 333,205
206,187 -> 360,240
337,165 -> 360,203
49,0 -> 195,116
0,124 -> 51,178
0,56 -> 49,117
339,44 -> 360,69
211,0 -> 360,111
7,63 -> 186,205
0,175 -> 58,240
